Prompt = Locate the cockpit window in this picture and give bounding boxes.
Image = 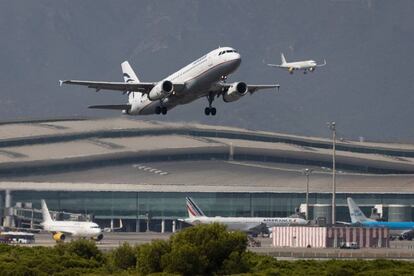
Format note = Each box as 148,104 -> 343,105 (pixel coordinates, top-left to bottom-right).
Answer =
219,50 -> 237,56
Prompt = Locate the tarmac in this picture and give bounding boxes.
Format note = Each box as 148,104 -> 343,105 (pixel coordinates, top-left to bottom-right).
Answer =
16,232 -> 414,260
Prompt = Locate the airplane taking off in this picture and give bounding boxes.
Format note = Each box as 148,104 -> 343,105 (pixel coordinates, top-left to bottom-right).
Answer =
347,197 -> 414,240
181,197 -> 308,233
60,47 -> 279,116
41,200 -> 103,242
267,53 -> 326,74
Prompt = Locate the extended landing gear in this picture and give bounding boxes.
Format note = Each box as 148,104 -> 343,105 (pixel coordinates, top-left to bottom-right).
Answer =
204,107 -> 216,116
205,92 -> 217,116
155,106 -> 168,115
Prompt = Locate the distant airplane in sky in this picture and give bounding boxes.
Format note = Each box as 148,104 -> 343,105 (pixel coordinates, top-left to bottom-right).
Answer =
267,53 -> 326,74
347,197 -> 414,240
180,197 -> 308,233
60,47 -> 279,116
41,200 -> 103,242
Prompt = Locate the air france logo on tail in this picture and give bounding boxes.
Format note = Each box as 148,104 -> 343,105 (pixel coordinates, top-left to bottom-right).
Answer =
186,197 -> 205,218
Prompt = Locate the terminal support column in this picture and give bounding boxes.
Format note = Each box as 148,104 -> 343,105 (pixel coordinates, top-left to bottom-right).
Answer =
3,190 -> 13,228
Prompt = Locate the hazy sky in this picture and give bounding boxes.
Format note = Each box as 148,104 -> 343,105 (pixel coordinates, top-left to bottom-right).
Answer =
1,0 -> 413,142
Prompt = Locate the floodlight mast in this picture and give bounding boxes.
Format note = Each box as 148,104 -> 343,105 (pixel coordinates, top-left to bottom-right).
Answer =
327,122 -> 336,225
303,168 -> 313,220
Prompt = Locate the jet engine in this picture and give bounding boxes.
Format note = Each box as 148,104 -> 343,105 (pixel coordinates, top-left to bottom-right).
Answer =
148,80 -> 173,101
91,234 -> 104,241
53,232 -> 66,242
222,82 -> 248,102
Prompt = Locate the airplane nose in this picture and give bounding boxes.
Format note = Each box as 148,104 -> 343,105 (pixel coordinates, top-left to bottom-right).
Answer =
233,54 -> 241,66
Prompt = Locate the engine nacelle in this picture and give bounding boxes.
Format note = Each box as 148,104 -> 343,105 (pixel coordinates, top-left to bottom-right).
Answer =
53,232 -> 66,242
91,234 -> 104,241
223,82 -> 248,102
148,80 -> 173,101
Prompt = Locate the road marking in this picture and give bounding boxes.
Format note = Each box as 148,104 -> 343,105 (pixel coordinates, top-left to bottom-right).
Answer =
133,164 -> 169,176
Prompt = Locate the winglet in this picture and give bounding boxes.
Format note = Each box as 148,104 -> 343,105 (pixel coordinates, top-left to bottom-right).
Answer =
59,80 -> 64,87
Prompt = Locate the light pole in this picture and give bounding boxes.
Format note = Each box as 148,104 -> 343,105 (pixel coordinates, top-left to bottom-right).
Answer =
327,121 -> 336,225
303,168 -> 313,220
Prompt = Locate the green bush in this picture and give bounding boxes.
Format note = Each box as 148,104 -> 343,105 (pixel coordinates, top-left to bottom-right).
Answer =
2,226 -> 414,275
110,242 -> 137,270
137,239 -> 170,274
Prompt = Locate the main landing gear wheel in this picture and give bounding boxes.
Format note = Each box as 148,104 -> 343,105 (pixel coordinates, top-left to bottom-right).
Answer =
155,106 -> 161,114
204,107 -> 217,116
155,106 -> 168,115
205,92 -> 217,116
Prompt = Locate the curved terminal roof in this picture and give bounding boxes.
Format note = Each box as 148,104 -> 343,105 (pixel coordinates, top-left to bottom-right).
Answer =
0,117 -> 413,193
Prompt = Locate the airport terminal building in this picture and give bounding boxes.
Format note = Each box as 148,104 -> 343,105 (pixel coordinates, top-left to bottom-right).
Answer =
1,118 -> 414,232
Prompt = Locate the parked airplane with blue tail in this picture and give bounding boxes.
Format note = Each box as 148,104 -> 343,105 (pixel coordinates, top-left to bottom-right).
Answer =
348,197 -> 414,240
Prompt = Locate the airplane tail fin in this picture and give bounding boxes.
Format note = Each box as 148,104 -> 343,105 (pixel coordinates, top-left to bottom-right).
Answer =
186,197 -> 206,218
347,197 -> 369,224
281,53 -> 287,65
41,199 -> 53,223
121,61 -> 141,104
121,61 -> 140,83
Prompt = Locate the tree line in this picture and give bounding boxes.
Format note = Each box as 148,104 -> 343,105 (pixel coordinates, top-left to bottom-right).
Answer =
0,223 -> 413,275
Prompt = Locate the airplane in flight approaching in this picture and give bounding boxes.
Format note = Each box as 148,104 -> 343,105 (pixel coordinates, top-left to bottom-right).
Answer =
181,197 -> 308,233
267,53 -> 326,74
347,197 -> 414,240
41,200 -> 103,242
60,47 -> 279,116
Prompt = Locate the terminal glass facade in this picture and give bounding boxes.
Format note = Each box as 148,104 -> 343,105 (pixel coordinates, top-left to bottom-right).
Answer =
2,191 -> 414,223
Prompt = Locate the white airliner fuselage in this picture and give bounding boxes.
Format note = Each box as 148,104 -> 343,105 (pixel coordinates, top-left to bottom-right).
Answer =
41,200 -> 103,242
182,197 -> 308,233
128,48 -> 241,115
268,53 -> 326,74
61,47 -> 279,116
183,216 -> 308,232
42,221 -> 102,238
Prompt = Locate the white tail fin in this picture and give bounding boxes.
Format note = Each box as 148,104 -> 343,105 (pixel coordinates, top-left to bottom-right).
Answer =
347,197 -> 369,224
121,61 -> 140,83
121,61 -> 141,104
280,53 -> 287,65
41,199 -> 53,223
186,197 -> 206,218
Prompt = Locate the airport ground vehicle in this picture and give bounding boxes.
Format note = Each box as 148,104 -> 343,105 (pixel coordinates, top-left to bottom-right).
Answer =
0,231 -> 35,244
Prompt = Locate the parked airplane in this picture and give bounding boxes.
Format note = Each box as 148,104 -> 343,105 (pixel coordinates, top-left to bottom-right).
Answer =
60,47 -> 279,116
41,200 -> 103,242
181,197 -> 308,233
347,197 -> 414,240
267,53 -> 326,74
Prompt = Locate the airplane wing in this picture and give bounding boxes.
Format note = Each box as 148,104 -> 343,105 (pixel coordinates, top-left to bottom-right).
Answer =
88,104 -> 131,110
336,221 -> 353,226
219,83 -> 280,94
60,80 -> 186,94
60,80 -> 156,93
316,60 -> 327,67
247,223 -> 268,233
247,84 -> 280,94
267,64 -> 284,68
